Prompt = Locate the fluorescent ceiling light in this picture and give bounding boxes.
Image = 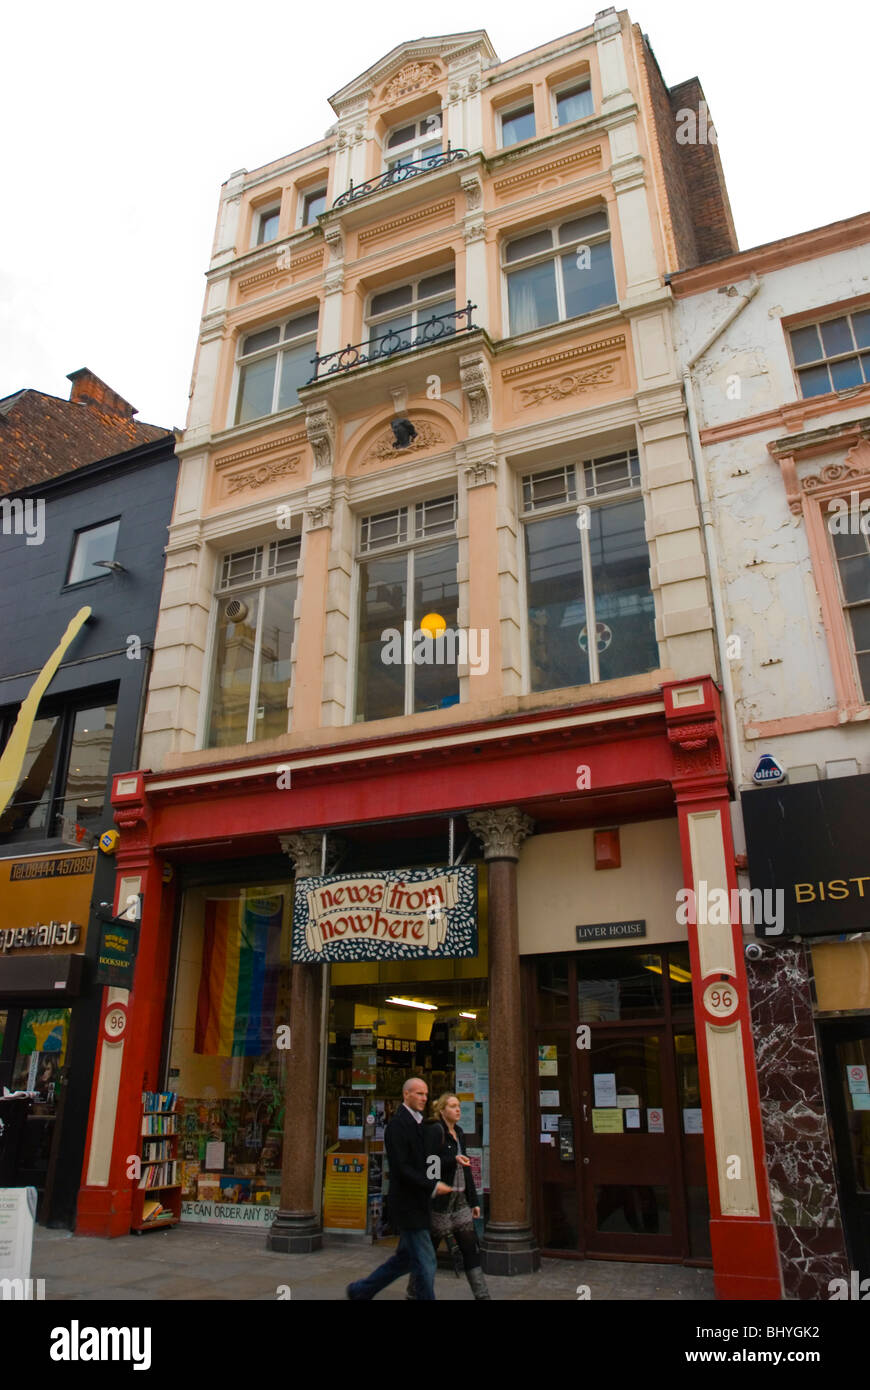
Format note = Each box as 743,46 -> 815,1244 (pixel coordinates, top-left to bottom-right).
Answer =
459,1011 -> 477,1019
386,996 -> 437,1011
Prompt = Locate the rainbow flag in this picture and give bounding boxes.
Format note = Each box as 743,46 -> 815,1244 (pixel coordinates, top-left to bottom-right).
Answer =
194,896 -> 283,1056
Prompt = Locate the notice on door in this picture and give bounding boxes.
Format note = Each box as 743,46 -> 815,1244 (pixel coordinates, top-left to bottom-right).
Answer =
593,1073 -> 617,1107
846,1064 -> 868,1095
647,1108 -> 665,1133
592,1108 -> 624,1134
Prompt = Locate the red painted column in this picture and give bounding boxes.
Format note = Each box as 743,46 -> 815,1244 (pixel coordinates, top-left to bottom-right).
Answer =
77,771 -> 174,1236
664,679 -> 781,1300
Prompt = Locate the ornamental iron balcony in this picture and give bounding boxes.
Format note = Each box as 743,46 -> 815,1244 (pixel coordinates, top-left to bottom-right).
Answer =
307,302 -> 476,382
332,144 -> 470,209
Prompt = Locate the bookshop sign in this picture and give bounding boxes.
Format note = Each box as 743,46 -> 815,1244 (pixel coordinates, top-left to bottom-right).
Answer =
292,865 -> 478,964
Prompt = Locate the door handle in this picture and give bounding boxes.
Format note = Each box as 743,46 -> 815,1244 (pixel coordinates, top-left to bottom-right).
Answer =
582,1103 -> 588,1123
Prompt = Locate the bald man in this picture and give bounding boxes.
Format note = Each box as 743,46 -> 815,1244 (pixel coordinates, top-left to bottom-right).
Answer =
347,1076 -> 450,1300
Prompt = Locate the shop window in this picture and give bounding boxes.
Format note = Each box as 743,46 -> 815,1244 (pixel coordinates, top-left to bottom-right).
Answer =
789,309 -> 870,398
522,451 -> 658,692
503,210 -> 617,336
204,537 -> 300,749
354,495 -> 459,721
167,883 -> 293,1224
0,699 -> 116,841
830,521 -> 870,699
67,518 -> 120,585
233,308 -> 319,425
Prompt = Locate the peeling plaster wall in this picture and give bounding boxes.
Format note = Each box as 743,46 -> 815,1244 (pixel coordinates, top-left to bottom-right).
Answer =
674,244 -> 870,783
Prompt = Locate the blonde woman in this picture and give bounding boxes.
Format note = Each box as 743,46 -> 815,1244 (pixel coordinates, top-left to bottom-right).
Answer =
428,1092 -> 491,1300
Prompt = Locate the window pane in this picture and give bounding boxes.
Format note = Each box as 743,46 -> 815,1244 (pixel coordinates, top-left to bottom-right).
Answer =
667,945 -> 694,1013
838,552 -> 870,603
221,547 -> 261,589
283,311 -> 319,341
523,466 -> 576,510
589,498 -> 658,682
558,211 -> 609,243
236,357 -> 276,424
561,239 -> 617,317
502,104 -> 536,146
583,451 -> 638,497
361,509 -> 407,552
848,603 -> 870,652
370,313 -> 413,356
56,705 -> 115,834
556,82 -> 593,125
796,363 -> 831,399
370,284 -> 413,316
415,298 -> 455,343
853,310 -> 870,349
508,261 -> 559,334
819,317 -> 853,357
242,326 -> 281,356
413,542 -> 459,713
578,950 -> 664,1021
535,956 -> 570,1021
356,555 -> 407,721
257,211 -> 280,244
790,325 -> 822,365
525,513 -> 590,691
387,123 -> 416,149
0,714 -> 60,834
505,229 -> 553,263
830,356 -> 863,391
254,580 -> 297,740
418,269 -> 455,299
415,495 -> 456,538
277,338 -> 316,410
858,650 -> 870,701
68,520 -> 120,584
207,589 -> 260,747
303,191 -> 326,223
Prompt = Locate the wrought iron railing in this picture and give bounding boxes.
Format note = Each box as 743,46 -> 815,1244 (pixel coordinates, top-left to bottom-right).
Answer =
332,144 -> 470,209
307,302 -> 477,381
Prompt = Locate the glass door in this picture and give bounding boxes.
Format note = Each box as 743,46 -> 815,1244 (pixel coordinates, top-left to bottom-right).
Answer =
819,1018 -> 870,1270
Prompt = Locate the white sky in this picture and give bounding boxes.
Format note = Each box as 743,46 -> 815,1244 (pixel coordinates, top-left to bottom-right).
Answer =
2,0 -> 867,429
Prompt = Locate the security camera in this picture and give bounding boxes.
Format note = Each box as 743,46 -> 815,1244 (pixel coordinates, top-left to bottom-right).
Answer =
745,941 -> 765,961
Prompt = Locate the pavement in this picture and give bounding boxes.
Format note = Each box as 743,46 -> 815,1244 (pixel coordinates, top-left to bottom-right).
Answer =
31,1224 -> 716,1301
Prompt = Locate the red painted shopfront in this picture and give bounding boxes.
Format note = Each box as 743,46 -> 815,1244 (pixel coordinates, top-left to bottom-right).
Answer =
76,676 -> 782,1299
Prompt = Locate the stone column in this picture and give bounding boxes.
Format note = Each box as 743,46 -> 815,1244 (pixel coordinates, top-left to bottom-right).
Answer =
267,833 -> 324,1253
467,806 -> 539,1275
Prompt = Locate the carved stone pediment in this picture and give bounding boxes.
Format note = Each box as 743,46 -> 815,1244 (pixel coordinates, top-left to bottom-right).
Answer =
381,61 -> 441,104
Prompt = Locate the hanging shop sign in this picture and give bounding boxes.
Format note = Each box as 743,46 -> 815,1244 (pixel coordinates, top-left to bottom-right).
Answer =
94,916 -> 139,988
742,774 -> 870,938
291,865 -> 478,963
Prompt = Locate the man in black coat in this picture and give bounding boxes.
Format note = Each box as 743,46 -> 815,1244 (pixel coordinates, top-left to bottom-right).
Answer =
347,1076 -> 451,1300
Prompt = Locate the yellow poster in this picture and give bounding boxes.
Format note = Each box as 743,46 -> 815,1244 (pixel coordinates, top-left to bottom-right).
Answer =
322,1153 -> 369,1231
592,1108 -> 624,1134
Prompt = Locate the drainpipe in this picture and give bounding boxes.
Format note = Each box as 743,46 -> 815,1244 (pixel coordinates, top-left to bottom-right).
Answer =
680,272 -> 760,788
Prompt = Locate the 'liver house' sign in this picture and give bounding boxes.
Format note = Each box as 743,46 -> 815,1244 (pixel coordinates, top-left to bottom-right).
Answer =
292,866 -> 478,963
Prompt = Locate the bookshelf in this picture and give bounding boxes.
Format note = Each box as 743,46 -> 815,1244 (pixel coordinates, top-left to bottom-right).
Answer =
131,1091 -> 181,1233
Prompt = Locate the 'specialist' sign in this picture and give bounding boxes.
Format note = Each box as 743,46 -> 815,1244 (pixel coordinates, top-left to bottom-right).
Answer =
291,866 -> 478,963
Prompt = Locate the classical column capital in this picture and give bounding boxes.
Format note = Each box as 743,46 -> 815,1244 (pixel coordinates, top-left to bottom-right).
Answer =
467,807 -> 534,860
280,833 -> 322,877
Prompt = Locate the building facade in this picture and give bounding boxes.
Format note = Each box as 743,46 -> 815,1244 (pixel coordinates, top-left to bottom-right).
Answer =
672,214 -> 870,1297
83,16 -> 784,1296
0,371 -> 176,1226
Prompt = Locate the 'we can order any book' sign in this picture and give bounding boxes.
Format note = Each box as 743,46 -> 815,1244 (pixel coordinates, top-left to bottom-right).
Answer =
291,865 -> 478,963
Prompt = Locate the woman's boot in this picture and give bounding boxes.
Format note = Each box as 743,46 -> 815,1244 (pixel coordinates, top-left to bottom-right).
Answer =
467,1266 -> 491,1300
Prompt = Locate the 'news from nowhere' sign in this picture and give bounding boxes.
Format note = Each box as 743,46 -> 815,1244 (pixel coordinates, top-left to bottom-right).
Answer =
291,865 -> 478,963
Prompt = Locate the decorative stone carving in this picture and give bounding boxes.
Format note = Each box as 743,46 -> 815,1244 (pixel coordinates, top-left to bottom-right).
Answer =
216,432 -> 306,470
666,721 -> 724,780
382,61 -> 440,104
460,352 -> 492,425
518,362 -> 616,407
305,501 -> 333,530
225,456 -> 301,495
324,268 -> 345,295
465,460 -> 495,489
305,402 -> 336,474
467,807 -> 534,861
802,442 -> 870,498
461,175 -> 483,210
362,419 -> 445,464
324,225 -> 344,262
280,834 -> 322,877
463,219 -> 486,243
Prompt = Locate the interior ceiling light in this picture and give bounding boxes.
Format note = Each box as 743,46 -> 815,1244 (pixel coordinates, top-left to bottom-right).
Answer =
385,996 -> 437,1011
644,963 -> 693,983
459,1011 -> 477,1019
